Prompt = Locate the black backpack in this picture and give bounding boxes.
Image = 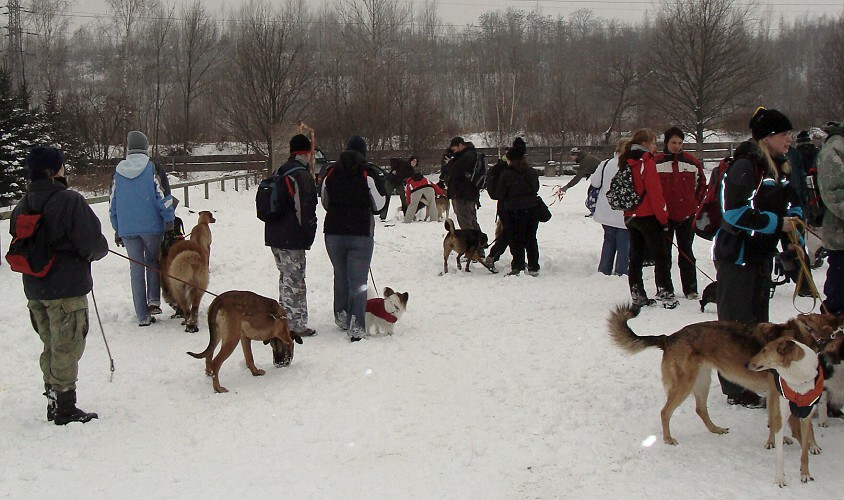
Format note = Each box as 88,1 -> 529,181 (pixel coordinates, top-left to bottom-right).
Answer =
606,162 -> 644,212
468,152 -> 487,190
256,165 -> 306,222
5,191 -> 60,277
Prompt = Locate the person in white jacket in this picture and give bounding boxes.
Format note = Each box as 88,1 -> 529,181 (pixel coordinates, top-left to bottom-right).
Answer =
590,138 -> 629,275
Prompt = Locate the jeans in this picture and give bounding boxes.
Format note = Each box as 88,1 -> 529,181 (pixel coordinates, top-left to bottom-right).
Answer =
325,234 -> 374,338
599,225 -> 629,275
123,233 -> 163,323
452,198 -> 480,231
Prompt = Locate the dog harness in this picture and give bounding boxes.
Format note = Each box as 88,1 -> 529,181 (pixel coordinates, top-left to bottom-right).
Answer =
366,298 -> 397,323
773,366 -> 824,419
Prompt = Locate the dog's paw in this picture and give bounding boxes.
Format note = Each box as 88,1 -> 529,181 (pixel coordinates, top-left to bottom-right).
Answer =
810,443 -> 821,455
664,436 -> 679,446
800,473 -> 813,483
251,368 -> 266,377
185,324 -> 199,333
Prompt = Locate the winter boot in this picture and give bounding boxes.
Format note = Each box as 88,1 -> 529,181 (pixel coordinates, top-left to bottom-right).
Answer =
656,289 -> 679,309
54,390 -> 98,426
631,285 -> 656,307
43,384 -> 57,422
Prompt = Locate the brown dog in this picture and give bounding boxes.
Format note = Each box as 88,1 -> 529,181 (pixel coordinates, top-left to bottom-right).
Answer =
160,239 -> 209,333
187,290 -> 303,393
442,218 -> 492,274
608,303 -> 843,447
189,210 -> 215,255
435,193 -> 449,222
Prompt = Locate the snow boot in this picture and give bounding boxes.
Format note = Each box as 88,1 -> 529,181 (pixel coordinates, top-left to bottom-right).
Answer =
43,384 -> 56,422
631,285 -> 656,307
54,390 -> 98,426
656,289 -> 679,309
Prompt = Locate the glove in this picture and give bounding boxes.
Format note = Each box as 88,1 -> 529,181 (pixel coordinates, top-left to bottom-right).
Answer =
165,221 -> 175,232
114,232 -> 124,247
160,230 -> 177,256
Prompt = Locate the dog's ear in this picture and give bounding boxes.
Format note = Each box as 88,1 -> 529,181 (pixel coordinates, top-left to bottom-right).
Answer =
400,292 -> 409,305
291,332 -> 304,345
777,338 -> 798,357
383,286 -> 394,297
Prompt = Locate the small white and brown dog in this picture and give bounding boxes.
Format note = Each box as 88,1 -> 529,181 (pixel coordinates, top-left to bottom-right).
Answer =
747,337 -> 824,487
365,287 -> 409,336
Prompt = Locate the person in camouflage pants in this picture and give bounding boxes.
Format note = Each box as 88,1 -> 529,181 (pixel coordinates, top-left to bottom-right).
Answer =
262,134 -> 319,337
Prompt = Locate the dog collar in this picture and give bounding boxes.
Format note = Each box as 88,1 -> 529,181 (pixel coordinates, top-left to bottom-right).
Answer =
773,365 -> 824,419
366,298 -> 397,323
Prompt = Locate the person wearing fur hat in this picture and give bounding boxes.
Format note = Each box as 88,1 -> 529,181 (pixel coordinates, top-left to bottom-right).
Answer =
817,120 -> 844,316
109,131 -> 175,326
713,107 -> 803,407
321,135 -> 386,341
494,137 -> 541,276
264,134 -> 318,337
10,146 -> 108,425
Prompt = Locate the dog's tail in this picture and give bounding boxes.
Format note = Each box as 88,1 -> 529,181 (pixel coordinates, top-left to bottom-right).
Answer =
444,218 -> 456,237
187,295 -> 220,359
607,303 -> 667,353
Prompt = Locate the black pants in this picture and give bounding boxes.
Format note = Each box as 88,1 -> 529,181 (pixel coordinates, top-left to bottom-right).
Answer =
488,215 -> 510,263
501,208 -> 539,272
715,258 -> 773,396
625,216 -> 673,297
824,250 -> 844,315
665,218 -> 698,296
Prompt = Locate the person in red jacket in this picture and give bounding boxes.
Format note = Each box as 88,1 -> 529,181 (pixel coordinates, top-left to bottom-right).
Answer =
653,127 -> 706,299
404,172 -> 445,222
622,128 -> 678,309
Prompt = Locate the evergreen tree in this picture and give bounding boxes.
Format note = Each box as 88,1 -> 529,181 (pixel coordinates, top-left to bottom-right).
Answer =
0,68 -> 53,205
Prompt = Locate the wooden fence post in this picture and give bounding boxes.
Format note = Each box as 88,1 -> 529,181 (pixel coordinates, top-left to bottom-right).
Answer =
205,182 -> 209,199
234,177 -> 239,192
221,179 -> 225,192
183,186 -> 190,208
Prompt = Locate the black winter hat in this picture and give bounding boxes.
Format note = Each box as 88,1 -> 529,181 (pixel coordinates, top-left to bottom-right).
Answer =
449,136 -> 465,148
289,134 -> 312,153
346,135 -> 367,156
795,130 -> 811,147
750,107 -> 793,141
26,146 -> 64,181
506,137 -> 527,161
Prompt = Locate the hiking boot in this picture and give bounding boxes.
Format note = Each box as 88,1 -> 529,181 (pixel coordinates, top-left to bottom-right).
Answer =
726,391 -> 765,409
139,316 -> 156,327
527,270 -> 539,277
631,285 -> 656,307
507,269 -> 522,276
148,304 -> 163,315
54,390 -> 98,425
293,327 -> 317,337
44,384 -> 56,422
656,289 -> 679,309
685,292 -> 699,300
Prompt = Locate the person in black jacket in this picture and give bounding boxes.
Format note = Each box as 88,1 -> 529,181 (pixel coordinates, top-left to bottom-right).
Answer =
714,107 -> 803,407
10,146 -> 108,425
447,137 -> 482,232
322,136 -> 386,341
495,137 -> 541,276
264,134 -> 319,337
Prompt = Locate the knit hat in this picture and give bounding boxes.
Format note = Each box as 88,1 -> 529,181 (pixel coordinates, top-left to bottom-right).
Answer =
289,134 -> 312,154
346,135 -> 367,156
506,137 -> 527,161
569,147 -> 582,157
127,131 -> 149,155
26,145 -> 64,181
449,136 -> 465,148
749,107 -> 793,141
795,130 -> 811,147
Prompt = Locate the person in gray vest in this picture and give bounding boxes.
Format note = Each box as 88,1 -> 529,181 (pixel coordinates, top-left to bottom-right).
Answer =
10,146 -> 108,424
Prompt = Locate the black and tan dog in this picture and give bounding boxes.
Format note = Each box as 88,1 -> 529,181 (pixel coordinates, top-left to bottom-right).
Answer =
187,290 -> 303,393
608,303 -> 843,447
442,218 -> 492,274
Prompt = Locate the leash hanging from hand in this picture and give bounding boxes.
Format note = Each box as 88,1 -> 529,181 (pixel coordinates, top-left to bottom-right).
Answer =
663,233 -> 716,284
786,219 -> 829,315
369,268 -> 380,298
90,287 -> 115,382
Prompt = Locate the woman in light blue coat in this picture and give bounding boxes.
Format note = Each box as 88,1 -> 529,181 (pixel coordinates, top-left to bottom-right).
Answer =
109,131 -> 175,326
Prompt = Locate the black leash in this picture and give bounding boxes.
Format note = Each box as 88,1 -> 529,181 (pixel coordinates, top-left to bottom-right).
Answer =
108,249 -> 220,298
90,287 -> 115,382
664,233 -> 716,284
369,268 -> 380,298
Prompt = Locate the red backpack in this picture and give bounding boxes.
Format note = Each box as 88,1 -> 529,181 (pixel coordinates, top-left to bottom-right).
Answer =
5,191 -> 59,277
693,156 -> 734,240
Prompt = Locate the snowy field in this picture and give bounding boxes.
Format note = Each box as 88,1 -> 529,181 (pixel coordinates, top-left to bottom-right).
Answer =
0,174 -> 842,499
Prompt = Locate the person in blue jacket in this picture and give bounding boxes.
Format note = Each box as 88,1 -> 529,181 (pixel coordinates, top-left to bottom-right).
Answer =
109,131 -> 175,326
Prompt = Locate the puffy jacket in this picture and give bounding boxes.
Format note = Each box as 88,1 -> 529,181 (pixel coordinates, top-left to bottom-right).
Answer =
623,148 -> 669,226
818,124 -> 844,250
321,150 -> 386,236
405,173 -> 444,205
264,156 -> 318,250
653,150 -> 705,222
495,159 -> 540,211
10,179 -> 108,300
446,143 -> 479,201
714,141 -> 802,265
109,153 -> 175,237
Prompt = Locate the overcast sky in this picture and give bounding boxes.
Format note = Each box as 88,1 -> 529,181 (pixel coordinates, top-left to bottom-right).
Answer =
72,0 -> 842,29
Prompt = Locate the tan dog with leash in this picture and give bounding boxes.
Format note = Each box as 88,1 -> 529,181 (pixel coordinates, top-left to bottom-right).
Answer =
160,239 -> 209,332
188,290 -> 303,393
189,210 -> 215,254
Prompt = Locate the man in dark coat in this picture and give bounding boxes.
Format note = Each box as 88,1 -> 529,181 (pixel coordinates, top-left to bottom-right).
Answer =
264,134 -> 319,337
560,147 -> 602,193
10,146 -> 108,425
447,136 -> 483,232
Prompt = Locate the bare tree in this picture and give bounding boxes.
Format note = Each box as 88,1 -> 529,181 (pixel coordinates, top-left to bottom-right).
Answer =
649,0 -> 766,143
174,0 -> 220,151
26,0 -> 72,98
815,15 -> 844,119
144,0 -> 176,155
221,0 -> 313,169
107,0 -> 150,138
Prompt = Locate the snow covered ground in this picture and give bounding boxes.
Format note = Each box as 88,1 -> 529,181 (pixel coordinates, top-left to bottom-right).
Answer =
1,175 -> 842,498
